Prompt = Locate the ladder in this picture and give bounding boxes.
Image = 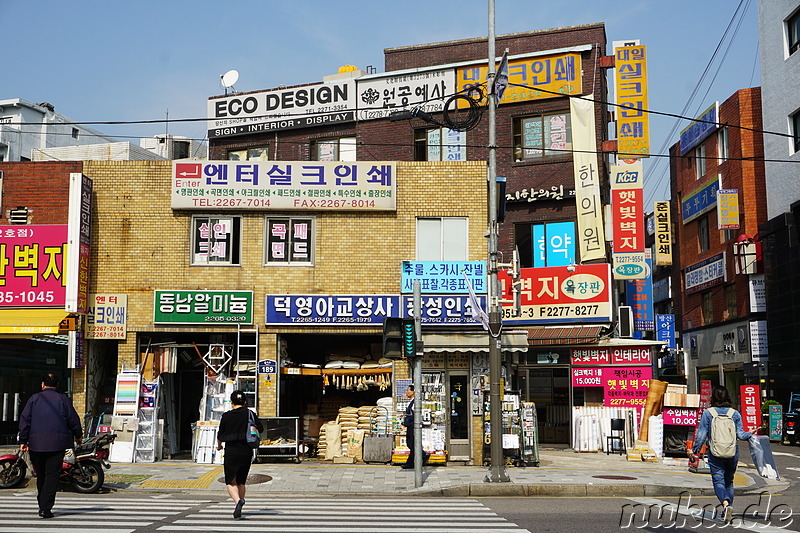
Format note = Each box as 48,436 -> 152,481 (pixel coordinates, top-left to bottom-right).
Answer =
236,324 -> 259,409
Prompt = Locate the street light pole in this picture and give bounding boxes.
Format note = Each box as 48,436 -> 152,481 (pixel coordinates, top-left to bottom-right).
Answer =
484,0 -> 509,483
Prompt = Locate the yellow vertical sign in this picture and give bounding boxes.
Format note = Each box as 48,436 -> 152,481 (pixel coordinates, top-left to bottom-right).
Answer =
717,189 -> 740,229
615,45 -> 650,158
654,201 -> 672,266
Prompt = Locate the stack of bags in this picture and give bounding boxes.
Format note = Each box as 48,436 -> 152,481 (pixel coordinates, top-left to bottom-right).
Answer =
357,406 -> 374,431
338,407 -> 359,453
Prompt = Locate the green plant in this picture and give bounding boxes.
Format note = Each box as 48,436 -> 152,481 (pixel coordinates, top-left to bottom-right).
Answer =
761,400 -> 781,414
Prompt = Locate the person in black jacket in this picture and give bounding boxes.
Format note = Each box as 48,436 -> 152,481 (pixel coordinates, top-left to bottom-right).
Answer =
216,390 -> 263,519
18,372 -> 82,519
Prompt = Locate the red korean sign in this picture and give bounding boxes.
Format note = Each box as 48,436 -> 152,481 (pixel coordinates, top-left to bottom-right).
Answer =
663,407 -> 699,426
740,384 -> 761,433
0,225 -> 67,307
571,346 -> 652,365
498,263 -> 612,324
571,366 -> 652,409
612,188 -> 644,252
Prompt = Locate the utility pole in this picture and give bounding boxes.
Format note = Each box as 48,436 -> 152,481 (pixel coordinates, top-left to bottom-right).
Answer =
413,281 -> 423,487
484,0 -> 509,483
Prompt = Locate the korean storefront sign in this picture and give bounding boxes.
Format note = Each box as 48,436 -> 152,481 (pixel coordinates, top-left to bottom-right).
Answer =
571,366 -> 652,408
717,189 -> 740,230
207,80 -> 356,138
656,314 -> 676,352
86,293 -> 127,339
505,185 -> 575,204
532,222 -> 575,267
625,256 -> 653,331
154,290 -> 253,325
355,68 -> 455,121
679,102 -> 718,155
456,51 -> 583,107
749,274 -> 766,312
172,161 -> 396,211
498,264 -> 612,325
614,44 -> 650,157
401,261 -> 485,294
654,200 -> 672,266
611,161 -> 646,279
682,176 -> 720,224
652,276 -> 671,303
663,407 -> 699,426
739,384 -> 761,433
66,173 -> 92,314
570,95 -> 606,261
0,225 -> 67,307
750,320 -> 768,360
265,294 -> 486,326
266,218 -> 313,263
571,346 -> 652,365
685,252 -> 726,294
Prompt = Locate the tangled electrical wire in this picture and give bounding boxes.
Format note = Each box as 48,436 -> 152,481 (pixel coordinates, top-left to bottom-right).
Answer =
405,84 -> 487,132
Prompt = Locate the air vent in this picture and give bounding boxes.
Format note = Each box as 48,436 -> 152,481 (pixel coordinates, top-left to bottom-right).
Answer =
9,206 -> 29,224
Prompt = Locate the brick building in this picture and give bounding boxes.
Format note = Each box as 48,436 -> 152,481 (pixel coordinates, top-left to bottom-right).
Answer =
669,88 -> 767,399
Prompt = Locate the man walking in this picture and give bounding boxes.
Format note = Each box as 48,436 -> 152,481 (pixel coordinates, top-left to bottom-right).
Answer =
19,373 -> 82,518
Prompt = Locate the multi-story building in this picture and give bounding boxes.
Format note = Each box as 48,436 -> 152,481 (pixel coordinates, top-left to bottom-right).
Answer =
669,88 -> 767,400
758,0 -> 800,403
0,99 -> 116,162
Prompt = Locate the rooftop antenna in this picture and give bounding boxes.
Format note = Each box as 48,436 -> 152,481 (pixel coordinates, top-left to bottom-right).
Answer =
220,69 -> 239,95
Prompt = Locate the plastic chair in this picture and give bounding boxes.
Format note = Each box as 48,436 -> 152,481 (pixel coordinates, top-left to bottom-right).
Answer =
606,418 -> 626,455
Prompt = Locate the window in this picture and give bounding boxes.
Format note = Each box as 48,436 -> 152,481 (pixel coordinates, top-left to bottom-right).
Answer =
71,128 -> 79,139
513,112 -> 571,161
717,127 -> 728,161
530,222 -> 575,267
701,291 -> 713,325
789,10 -> 800,55
694,144 -> 706,179
416,217 -> 467,261
312,137 -> 356,161
724,285 -> 737,320
228,147 -> 269,161
265,217 -> 315,265
191,216 -> 241,266
173,141 -> 190,160
414,127 -> 467,161
698,215 -> 709,252
792,110 -> 800,154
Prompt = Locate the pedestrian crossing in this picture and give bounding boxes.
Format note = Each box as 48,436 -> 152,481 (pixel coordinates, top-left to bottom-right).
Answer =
158,497 -> 532,532
0,495 -> 209,533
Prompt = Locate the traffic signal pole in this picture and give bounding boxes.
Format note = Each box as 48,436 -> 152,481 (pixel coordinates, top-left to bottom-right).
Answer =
413,281 -> 423,487
485,0 -> 509,483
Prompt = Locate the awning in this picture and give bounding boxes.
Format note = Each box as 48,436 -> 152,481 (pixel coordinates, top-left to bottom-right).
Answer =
0,309 -> 70,335
527,325 -> 604,346
422,331 -> 529,354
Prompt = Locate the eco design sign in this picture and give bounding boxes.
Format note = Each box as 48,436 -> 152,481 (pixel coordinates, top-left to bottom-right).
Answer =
498,264 -> 612,325
154,290 -> 253,325
0,225 -> 67,307
172,161 -> 396,211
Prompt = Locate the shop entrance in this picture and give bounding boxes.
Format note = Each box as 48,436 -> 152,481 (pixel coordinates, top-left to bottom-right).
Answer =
518,366 -> 570,444
448,371 -> 470,460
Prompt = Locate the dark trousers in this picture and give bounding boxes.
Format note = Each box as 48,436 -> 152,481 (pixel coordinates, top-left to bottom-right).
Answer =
30,450 -> 64,513
404,428 -> 415,466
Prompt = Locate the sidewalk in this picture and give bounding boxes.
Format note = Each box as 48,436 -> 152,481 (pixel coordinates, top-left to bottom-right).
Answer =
87,447 -> 787,497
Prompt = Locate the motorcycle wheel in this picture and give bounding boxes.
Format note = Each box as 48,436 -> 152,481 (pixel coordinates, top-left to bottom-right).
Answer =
70,461 -> 104,494
0,458 -> 26,489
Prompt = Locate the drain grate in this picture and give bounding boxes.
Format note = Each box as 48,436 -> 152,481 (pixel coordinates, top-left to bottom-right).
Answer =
592,474 -> 637,480
217,473 -> 273,485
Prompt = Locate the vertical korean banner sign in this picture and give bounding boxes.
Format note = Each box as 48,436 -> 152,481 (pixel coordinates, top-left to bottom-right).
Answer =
570,95 -> 606,261
740,384 -> 761,434
615,45 -> 650,157
654,201 -> 672,266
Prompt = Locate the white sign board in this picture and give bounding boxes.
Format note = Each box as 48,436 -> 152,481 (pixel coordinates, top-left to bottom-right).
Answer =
356,68 -> 455,121
750,320 -> 768,361
749,273 -> 766,313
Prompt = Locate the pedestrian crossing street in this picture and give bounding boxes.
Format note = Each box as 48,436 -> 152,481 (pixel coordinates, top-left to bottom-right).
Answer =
0,495 -> 210,532
0,495 -> 531,532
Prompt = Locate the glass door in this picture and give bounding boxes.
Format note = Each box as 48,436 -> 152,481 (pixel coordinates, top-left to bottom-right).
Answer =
447,371 -> 470,460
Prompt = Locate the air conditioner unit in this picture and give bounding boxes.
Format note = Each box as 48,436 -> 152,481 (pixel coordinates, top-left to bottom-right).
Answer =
618,306 -> 633,338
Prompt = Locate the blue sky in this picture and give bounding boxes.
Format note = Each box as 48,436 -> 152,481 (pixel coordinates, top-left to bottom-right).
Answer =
1,0 -> 758,203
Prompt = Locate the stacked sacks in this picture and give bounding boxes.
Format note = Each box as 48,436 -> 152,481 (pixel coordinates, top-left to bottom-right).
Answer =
373,397 -> 394,435
338,407 -> 359,454
357,406 -> 374,431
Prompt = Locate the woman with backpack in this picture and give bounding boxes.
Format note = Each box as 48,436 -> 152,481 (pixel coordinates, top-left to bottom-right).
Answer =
217,390 -> 263,519
689,385 -> 753,524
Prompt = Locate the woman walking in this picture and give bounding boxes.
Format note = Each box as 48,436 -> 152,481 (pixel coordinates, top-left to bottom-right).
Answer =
689,385 -> 752,523
217,390 -> 263,519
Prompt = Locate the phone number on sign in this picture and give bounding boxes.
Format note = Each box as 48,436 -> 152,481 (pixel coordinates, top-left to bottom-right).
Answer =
502,304 -> 601,319
0,291 -> 56,304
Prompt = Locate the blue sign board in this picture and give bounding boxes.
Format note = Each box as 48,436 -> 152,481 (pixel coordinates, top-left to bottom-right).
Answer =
401,261 -> 485,294
679,103 -> 719,155
533,222 -> 575,267
652,277 -> 671,303
682,177 -> 720,224
656,314 -> 676,351
266,294 -> 485,326
626,257 -> 654,331
258,359 -> 277,374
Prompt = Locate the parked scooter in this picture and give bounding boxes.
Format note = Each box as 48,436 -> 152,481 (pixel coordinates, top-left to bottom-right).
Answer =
783,393 -> 800,446
0,432 -> 116,493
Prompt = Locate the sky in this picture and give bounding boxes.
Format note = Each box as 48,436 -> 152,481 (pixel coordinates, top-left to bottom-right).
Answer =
1,0 -> 759,204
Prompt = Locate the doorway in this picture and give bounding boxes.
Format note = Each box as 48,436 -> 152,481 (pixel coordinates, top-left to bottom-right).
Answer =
518,366 -> 570,444
447,371 -> 470,460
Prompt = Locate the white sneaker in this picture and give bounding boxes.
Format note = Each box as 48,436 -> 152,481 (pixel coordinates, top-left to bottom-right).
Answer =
722,505 -> 733,523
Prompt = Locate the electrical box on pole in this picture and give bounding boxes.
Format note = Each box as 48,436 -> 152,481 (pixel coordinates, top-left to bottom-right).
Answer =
382,317 -> 404,359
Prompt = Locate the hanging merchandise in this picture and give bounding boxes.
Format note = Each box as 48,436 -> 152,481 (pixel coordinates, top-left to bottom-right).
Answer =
520,402 -> 540,467
109,368 -> 141,463
134,379 -> 160,463
482,390 -> 524,466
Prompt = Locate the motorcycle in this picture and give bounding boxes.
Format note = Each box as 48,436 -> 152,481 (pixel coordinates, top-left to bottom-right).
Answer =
784,393 -> 800,446
0,432 -> 116,493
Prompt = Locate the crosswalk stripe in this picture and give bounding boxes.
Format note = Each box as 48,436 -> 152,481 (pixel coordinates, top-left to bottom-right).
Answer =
158,528 -> 526,532
0,528 -> 135,533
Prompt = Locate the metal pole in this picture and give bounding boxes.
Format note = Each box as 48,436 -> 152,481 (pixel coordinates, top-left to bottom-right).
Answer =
485,0 -> 509,483
413,281 -> 424,487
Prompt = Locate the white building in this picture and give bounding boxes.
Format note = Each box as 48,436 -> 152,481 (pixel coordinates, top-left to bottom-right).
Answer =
0,99 -> 117,161
139,134 -> 207,160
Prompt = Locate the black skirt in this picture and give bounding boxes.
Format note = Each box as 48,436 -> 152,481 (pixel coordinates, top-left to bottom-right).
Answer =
223,441 -> 254,485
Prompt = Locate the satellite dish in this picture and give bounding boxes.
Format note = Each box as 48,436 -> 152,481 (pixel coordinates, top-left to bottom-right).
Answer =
220,70 -> 239,94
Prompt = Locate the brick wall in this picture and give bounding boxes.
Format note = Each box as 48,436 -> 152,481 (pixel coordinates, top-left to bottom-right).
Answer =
83,160 -> 487,415
0,162 -> 82,224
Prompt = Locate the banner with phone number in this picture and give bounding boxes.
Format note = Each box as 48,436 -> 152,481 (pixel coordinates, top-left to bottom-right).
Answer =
572,366 -> 652,409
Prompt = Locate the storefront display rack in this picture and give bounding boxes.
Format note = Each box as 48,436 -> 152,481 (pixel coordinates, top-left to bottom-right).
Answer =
256,416 -> 300,463
482,390 -> 524,466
